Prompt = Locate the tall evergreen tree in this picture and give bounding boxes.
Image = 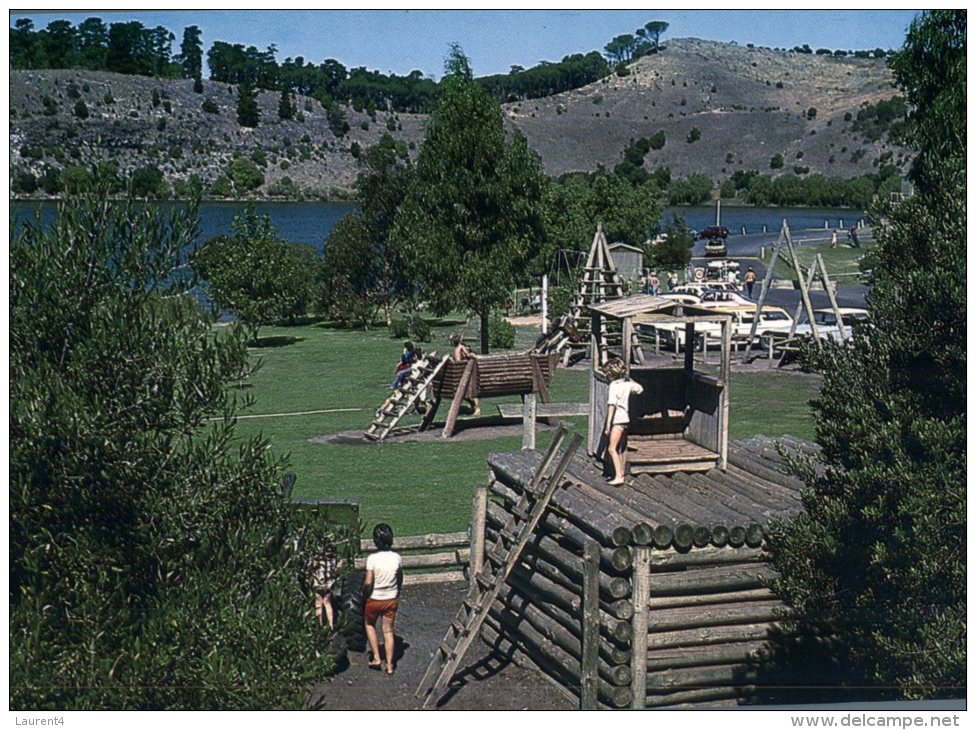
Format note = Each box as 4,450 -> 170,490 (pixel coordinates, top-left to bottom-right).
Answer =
765,10 -> 965,701
277,84 -> 295,120
178,24 -> 203,81
393,45 -> 548,353
236,79 -> 260,127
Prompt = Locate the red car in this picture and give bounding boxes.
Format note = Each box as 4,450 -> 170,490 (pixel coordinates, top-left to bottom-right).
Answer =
699,226 -> 729,239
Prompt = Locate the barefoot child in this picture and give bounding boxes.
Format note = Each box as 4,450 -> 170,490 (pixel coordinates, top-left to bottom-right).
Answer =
312,538 -> 339,628
363,523 -> 403,675
603,357 -> 643,486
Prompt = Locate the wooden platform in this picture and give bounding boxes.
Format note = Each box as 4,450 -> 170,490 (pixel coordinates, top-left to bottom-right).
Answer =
496,402 -> 590,419
488,435 -> 810,542
626,436 -> 718,473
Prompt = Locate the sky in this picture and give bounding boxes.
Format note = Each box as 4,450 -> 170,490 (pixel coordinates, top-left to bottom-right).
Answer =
10,8 -> 922,79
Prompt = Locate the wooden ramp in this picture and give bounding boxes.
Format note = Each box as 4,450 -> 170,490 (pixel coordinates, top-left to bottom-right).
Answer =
415,427 -> 582,709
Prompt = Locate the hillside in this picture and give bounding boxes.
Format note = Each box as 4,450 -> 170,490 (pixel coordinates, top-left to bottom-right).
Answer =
8,38 -> 909,200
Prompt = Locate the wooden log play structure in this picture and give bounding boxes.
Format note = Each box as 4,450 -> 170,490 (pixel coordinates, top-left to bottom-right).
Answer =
465,435 -> 808,709
365,349 -> 561,442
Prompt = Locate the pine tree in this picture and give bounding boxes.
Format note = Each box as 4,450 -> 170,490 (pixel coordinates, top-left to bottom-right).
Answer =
764,10 -> 965,701
237,79 -> 259,127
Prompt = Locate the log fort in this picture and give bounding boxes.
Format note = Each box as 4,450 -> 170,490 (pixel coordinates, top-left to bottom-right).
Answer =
471,434 -> 809,709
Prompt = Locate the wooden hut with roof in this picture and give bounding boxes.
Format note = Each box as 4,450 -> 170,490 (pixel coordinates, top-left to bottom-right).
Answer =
586,294 -> 734,475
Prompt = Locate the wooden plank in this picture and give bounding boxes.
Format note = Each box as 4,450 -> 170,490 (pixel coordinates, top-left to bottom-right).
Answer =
630,545 -> 651,708
580,538 -> 601,710
497,402 -> 589,419
402,570 -> 467,586
359,531 -> 469,552
470,482 -> 488,587
355,550 -> 469,570
441,358 -> 475,438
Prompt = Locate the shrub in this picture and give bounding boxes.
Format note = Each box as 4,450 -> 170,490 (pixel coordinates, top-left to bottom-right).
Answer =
409,315 -> 433,343
103,90 -> 115,105
488,315 -> 516,350
686,127 -> 701,143
10,185 -> 336,709
806,107 -> 818,120
193,77 -> 204,93
770,153 -> 785,169
388,318 -> 410,339
202,98 -> 219,114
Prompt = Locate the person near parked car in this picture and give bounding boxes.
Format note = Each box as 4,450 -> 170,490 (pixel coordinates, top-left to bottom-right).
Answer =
744,267 -> 757,298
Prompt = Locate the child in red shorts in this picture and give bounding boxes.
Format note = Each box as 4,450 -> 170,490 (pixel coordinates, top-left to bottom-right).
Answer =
363,523 -> 403,675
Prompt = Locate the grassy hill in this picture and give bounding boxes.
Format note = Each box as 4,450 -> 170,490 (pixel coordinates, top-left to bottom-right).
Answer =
8,38 -> 909,200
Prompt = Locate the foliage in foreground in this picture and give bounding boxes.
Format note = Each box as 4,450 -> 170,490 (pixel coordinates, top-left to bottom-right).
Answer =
10,187 -> 335,709
764,10 -> 965,700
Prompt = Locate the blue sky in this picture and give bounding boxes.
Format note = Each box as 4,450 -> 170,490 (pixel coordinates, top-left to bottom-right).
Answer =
11,9 -> 920,79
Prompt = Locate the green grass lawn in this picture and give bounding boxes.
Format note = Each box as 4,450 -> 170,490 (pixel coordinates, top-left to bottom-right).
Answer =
231,320 -> 820,535
762,239 -> 874,284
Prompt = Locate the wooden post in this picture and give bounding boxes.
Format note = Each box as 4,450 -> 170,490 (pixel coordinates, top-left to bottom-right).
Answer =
784,231 -> 819,340
622,317 -> 633,376
701,333 -> 709,365
630,545 -> 651,708
684,323 -> 695,372
741,221 -> 787,360
720,319 -> 731,470
580,538 -> 601,710
816,254 -> 845,338
469,482 -> 488,587
522,393 -> 537,451
441,358 -> 476,438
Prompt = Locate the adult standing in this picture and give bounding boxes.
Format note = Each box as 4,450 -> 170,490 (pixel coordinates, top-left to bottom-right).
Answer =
744,267 -> 757,298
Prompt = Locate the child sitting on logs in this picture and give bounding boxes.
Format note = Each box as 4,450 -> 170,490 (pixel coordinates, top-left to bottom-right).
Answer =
603,357 -> 644,486
391,341 -> 417,389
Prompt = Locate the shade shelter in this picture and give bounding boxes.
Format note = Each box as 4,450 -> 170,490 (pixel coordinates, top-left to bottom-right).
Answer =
587,295 -> 732,474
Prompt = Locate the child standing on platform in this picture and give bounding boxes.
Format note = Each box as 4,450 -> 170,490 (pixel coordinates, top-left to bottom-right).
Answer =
603,357 -> 644,486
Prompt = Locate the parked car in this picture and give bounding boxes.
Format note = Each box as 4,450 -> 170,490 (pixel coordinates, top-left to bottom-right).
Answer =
704,238 -> 728,257
763,307 -> 871,348
649,303 -> 794,351
699,289 -> 752,306
699,225 -> 729,239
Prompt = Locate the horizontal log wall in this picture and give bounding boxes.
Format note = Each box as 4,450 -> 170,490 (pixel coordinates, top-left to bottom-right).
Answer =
356,531 -> 469,585
438,354 -> 557,399
481,453 -> 792,710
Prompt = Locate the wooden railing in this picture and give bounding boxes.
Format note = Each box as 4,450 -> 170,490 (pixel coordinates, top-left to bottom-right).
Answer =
354,531 -> 470,586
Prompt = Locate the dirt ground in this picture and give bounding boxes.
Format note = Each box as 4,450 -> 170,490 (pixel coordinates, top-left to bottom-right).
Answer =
308,580 -> 575,711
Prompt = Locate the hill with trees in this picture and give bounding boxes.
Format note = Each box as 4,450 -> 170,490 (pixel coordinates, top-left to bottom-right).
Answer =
9,18 -> 910,204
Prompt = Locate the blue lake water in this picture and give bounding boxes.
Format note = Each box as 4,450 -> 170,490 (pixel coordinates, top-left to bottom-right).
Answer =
10,200 -> 865,250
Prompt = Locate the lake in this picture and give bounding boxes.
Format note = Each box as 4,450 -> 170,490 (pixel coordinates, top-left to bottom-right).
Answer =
11,200 -> 866,250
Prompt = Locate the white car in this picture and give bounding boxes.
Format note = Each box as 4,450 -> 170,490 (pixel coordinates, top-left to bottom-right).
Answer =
699,289 -> 752,306
765,307 -> 871,346
649,303 -> 795,351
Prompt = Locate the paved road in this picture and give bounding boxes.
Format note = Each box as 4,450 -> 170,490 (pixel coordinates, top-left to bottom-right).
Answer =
688,227 -> 873,315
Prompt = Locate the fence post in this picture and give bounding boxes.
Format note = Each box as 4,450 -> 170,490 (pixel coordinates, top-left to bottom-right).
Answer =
581,538 -> 601,710
630,545 -> 651,709
522,393 -> 537,451
469,482 -> 488,587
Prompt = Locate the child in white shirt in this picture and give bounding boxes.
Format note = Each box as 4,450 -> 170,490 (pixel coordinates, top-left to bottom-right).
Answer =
362,523 -> 403,674
603,357 -> 644,486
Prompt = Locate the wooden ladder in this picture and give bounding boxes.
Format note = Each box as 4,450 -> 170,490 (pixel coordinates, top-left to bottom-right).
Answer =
364,353 -> 447,441
414,427 -> 582,708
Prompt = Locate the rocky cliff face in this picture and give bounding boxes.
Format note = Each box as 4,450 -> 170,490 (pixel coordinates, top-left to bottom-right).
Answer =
9,38 -> 909,199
